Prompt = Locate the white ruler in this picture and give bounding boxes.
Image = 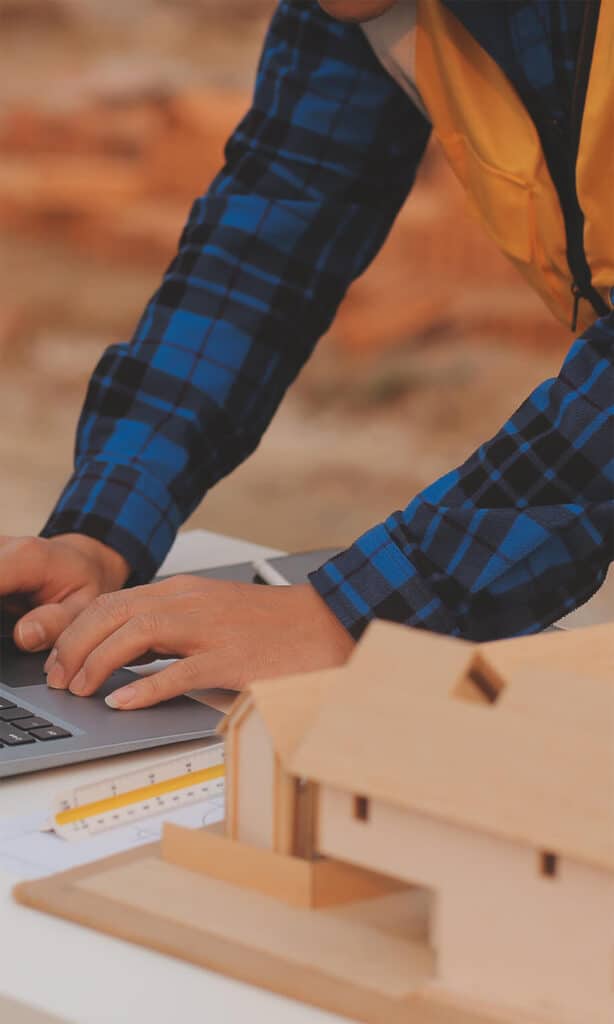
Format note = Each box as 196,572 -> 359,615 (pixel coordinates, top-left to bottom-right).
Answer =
49,742 -> 224,841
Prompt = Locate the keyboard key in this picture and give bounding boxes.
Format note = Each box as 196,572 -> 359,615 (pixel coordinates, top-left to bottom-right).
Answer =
18,716 -> 52,731
29,726 -> 72,742
0,723 -> 35,745
0,706 -> 34,722
0,697 -> 16,711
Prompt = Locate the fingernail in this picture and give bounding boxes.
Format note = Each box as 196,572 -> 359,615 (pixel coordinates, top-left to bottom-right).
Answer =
69,671 -> 86,695
44,648 -> 58,674
105,686 -> 136,709
47,663 -> 66,689
19,621 -> 46,651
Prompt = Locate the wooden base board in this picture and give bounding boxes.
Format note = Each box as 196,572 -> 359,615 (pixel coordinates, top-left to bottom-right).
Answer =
14,843 -> 539,1024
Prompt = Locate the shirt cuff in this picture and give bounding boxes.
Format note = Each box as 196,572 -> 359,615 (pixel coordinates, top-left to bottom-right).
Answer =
309,522 -> 457,640
40,461 -> 182,587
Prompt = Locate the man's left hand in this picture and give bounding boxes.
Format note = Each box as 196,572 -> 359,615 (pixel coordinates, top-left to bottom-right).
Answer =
43,575 -> 355,709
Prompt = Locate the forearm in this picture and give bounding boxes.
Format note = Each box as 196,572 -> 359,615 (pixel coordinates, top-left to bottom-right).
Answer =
41,0 -> 429,585
312,310 -> 614,640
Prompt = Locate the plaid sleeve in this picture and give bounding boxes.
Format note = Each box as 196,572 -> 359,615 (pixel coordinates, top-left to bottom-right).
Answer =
40,0 -> 430,584
311,307 -> 614,641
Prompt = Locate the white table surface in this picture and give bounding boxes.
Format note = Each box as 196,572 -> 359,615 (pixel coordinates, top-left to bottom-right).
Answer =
0,530 -> 345,1024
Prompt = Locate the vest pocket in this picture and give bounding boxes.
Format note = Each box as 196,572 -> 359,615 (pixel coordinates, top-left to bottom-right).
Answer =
443,132 -> 534,265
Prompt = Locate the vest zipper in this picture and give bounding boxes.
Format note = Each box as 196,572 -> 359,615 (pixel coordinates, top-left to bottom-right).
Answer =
560,0 -> 609,329
570,283 -> 581,334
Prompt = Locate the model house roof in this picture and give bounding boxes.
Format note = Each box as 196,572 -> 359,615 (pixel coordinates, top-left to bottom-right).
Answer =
218,667 -> 342,762
345,622 -> 482,699
232,620 -> 613,873
481,623 -> 614,683
220,625 -> 483,754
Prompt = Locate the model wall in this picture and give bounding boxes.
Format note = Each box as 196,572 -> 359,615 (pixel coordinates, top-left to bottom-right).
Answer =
234,711 -> 275,848
318,786 -> 614,1024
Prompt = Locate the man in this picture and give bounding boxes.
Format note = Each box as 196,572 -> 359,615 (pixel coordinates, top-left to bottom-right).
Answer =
0,0 -> 611,708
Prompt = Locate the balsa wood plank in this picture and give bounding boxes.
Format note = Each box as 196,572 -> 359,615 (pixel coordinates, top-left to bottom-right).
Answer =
162,823 -> 312,906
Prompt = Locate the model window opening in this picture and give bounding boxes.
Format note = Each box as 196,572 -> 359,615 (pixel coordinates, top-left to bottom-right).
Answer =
353,795 -> 370,822
540,851 -> 559,878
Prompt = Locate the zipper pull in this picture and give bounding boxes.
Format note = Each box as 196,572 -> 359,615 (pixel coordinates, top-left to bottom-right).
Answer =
571,283 -> 581,332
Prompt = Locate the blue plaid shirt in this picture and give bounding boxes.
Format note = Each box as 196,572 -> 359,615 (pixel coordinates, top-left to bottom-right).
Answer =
42,1 -> 613,641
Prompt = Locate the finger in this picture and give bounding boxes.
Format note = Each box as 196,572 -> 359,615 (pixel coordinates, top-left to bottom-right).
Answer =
14,591 -> 93,652
0,537 -> 50,596
45,590 -> 138,690
104,652 -> 236,710
46,586 -> 194,690
68,610 -> 196,697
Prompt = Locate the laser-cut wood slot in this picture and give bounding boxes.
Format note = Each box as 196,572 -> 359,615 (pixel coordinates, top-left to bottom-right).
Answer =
453,655 -> 506,705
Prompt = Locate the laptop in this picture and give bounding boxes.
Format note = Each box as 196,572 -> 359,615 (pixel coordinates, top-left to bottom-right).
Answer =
0,548 -> 339,778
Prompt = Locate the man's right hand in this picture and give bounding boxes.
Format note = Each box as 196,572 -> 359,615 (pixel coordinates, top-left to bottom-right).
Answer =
0,534 -> 129,653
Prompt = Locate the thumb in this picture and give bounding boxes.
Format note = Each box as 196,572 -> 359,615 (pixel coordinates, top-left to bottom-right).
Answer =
14,591 -> 94,652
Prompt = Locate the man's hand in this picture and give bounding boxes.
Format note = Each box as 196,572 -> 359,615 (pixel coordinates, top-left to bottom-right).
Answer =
44,576 -> 356,709
0,534 -> 129,652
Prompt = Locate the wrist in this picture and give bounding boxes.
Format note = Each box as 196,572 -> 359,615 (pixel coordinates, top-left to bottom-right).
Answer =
55,533 -> 130,591
300,583 -> 356,663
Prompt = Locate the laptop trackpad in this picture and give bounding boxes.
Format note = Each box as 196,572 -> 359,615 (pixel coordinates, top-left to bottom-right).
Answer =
0,638 -> 49,688
0,638 -> 135,696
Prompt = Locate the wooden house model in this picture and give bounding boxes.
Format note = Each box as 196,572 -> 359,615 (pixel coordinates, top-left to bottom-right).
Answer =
184,621 -> 614,1023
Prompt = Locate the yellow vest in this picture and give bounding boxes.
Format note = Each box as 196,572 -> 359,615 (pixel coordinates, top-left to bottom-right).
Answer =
371,0 -> 614,333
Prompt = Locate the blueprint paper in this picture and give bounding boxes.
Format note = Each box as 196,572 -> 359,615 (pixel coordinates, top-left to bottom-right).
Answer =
0,796 -> 224,881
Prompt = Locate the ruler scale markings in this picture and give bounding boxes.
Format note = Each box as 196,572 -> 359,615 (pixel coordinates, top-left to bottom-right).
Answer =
67,746 -> 221,806
47,744 -> 225,838
55,764 -> 224,828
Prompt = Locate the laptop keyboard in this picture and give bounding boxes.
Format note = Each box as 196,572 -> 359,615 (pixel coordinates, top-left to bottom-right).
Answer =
0,696 -> 71,747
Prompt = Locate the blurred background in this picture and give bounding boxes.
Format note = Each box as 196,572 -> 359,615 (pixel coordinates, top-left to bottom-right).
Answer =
3,0 -> 604,622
